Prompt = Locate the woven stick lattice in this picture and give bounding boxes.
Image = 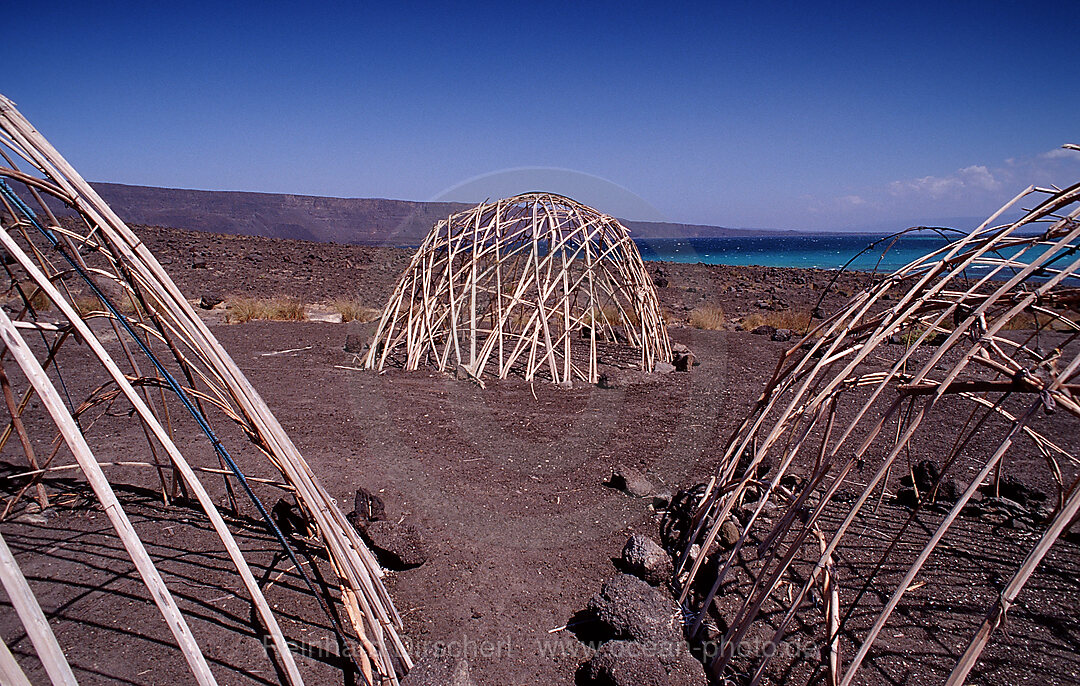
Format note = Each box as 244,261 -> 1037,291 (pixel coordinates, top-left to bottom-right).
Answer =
675,155 -> 1080,685
0,94 -> 408,684
364,193 -> 672,384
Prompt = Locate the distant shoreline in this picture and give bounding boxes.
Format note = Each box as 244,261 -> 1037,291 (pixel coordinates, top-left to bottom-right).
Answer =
26,182 -> 1031,254
71,181 -> 1009,245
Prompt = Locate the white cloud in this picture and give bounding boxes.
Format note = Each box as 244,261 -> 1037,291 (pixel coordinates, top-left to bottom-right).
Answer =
1038,146 -> 1080,161
888,164 -> 1000,199
801,145 -> 1079,230
959,165 -> 1002,191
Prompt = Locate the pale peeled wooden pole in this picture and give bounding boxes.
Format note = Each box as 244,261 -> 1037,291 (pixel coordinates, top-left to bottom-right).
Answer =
0,308 -> 217,685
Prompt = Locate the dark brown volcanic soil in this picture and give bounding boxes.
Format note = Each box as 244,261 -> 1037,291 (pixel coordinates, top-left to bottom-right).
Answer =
1,226 -> 1077,685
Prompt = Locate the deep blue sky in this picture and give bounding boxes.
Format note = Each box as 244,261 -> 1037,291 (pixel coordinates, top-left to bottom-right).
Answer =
4,1 -> 1078,230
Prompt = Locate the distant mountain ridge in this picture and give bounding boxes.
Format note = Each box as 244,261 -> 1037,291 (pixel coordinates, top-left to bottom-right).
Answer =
83,183 -> 792,244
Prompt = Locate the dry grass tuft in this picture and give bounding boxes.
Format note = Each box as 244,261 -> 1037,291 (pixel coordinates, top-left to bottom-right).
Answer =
226,297 -> 260,323
330,297 -> 381,323
690,305 -> 726,330
266,297 -> 306,321
71,294 -> 102,315
509,308 -> 534,330
67,290 -> 147,317
591,304 -> 639,328
27,288 -> 51,312
9,282 -> 52,312
117,293 -> 148,316
740,312 -> 766,331
896,309 -> 1054,342
997,310 -> 1040,331
741,308 -> 813,332
226,296 -> 307,323
767,308 -> 813,332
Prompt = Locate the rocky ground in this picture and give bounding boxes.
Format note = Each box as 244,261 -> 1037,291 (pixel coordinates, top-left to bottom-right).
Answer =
135,224 -> 871,330
0,225 -> 1077,686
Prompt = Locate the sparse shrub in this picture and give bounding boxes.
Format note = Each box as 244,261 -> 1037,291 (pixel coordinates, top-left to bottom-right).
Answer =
265,297 -> 306,321
62,291 -> 146,318
997,311 -> 1040,331
617,306 -> 641,328
899,322 -> 947,346
898,309 -> 1045,342
226,296 -> 307,323
226,297 -> 260,323
740,312 -> 766,331
71,294 -> 102,316
10,282 -> 52,312
591,304 -> 637,328
510,307 -> 536,330
599,308 -> 625,330
330,298 -> 381,323
690,305 -> 725,330
768,308 -> 812,332
28,288 -> 52,312
740,308 -> 814,333
116,293 -> 148,316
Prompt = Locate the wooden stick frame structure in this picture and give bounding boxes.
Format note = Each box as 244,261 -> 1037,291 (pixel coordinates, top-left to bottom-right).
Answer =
0,94 -> 409,684
674,151 -> 1080,685
364,193 -> 672,384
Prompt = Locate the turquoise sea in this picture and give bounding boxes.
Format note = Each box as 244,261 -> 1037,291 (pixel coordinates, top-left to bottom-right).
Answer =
633,234 -> 957,273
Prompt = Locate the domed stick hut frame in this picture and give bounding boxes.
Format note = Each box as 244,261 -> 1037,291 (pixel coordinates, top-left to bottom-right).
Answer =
364,193 -> 671,384
674,153 -> 1080,686
0,95 -> 408,685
